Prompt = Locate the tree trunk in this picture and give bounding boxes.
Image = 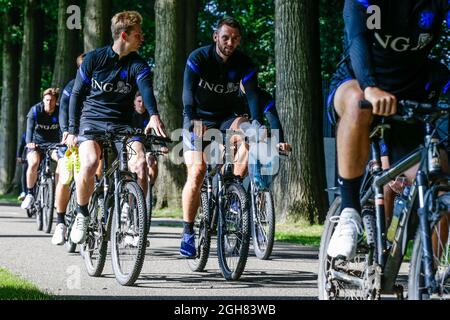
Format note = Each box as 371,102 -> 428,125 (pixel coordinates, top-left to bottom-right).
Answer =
0,7 -> 21,194
274,0 -> 328,224
17,0 -> 43,162
83,0 -> 112,52
152,0 -> 199,209
52,0 -> 81,89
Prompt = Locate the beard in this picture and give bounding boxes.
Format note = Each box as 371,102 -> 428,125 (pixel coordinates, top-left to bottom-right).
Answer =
217,42 -> 234,56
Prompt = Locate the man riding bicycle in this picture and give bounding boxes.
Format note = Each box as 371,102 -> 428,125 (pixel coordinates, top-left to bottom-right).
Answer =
21,88 -> 62,210
180,16 -> 262,258
65,11 -> 167,244
327,0 -> 450,260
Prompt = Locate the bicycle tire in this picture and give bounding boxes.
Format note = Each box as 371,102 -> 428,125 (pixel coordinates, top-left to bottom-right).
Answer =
35,186 -> 43,231
64,182 -> 77,253
42,177 -> 55,234
251,191 -> 275,260
408,208 -> 450,300
111,181 -> 147,286
318,196 -> 341,300
217,182 -> 250,281
187,190 -> 212,272
81,194 -> 109,277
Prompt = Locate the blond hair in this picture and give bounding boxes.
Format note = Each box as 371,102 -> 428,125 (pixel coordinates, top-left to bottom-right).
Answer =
42,88 -> 59,100
111,11 -> 143,40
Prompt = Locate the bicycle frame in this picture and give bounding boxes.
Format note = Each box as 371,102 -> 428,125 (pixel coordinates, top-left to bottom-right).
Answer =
362,119 -> 447,295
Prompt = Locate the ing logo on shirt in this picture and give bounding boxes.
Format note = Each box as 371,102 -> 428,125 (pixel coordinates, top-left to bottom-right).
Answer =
91,78 -> 132,94
374,32 -> 433,52
198,78 -> 239,94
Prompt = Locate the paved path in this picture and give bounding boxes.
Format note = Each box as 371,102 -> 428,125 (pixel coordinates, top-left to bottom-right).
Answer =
0,205 -> 320,299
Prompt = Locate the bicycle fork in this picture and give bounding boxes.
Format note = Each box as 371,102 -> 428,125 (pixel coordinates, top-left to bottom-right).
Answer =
416,170 -> 437,293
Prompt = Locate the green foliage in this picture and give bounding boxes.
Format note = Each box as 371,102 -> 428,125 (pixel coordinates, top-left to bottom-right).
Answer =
0,268 -> 53,300
319,0 -> 344,82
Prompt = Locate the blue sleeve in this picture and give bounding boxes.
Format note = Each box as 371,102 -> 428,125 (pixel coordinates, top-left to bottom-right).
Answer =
17,134 -> 26,157
135,63 -> 159,116
25,107 -> 35,144
344,0 -> 378,90
259,90 -> 285,143
182,55 -> 201,121
68,53 -> 93,134
241,64 -> 261,123
59,84 -> 71,133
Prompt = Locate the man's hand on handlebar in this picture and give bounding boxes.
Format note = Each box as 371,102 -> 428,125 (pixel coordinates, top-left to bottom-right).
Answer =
364,87 -> 397,116
66,134 -> 78,148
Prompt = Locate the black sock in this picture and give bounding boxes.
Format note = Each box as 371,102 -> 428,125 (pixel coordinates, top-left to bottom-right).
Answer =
183,221 -> 194,234
338,175 -> 362,213
76,204 -> 89,217
57,212 -> 66,225
27,188 -> 34,195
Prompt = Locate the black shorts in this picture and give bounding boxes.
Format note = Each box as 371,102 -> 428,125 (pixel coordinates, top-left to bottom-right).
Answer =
26,142 -> 61,159
78,120 -> 142,156
182,115 -> 237,152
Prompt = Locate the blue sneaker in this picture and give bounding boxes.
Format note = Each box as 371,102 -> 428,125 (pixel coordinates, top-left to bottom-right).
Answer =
180,231 -> 196,258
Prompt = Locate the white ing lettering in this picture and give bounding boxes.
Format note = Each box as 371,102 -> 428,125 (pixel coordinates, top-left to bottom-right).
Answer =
374,32 -> 433,52
91,79 -> 132,94
198,78 -> 239,94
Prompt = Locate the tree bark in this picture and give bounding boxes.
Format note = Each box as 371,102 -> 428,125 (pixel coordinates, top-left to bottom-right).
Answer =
17,0 -> 43,160
274,0 -> 328,224
152,0 -> 199,209
0,7 -> 21,194
83,0 -> 112,52
52,0 -> 81,89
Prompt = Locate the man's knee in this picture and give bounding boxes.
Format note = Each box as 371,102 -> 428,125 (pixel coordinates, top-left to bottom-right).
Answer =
187,164 -> 206,186
337,89 -> 372,129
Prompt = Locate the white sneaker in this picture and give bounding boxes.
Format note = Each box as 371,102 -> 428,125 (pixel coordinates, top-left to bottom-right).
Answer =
70,213 -> 90,244
327,208 -> 363,260
21,194 -> 35,210
51,223 -> 67,245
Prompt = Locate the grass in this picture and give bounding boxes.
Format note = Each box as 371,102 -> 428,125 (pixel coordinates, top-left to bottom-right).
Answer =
0,194 -> 20,205
275,219 -> 324,247
152,206 -> 183,219
0,268 -> 53,300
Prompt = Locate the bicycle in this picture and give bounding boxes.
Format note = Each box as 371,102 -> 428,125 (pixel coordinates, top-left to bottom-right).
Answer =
29,144 -> 63,234
79,128 -> 166,286
187,130 -> 251,281
142,135 -> 172,230
248,148 -> 289,260
64,181 -> 77,253
318,99 -> 450,300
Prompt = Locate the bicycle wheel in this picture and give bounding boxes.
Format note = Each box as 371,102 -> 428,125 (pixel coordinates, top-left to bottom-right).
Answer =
187,190 -> 212,272
408,196 -> 450,300
42,177 -> 55,234
146,180 -> 153,232
111,181 -> 147,286
81,194 -> 109,277
35,186 -> 43,231
318,196 -> 374,300
64,183 -> 77,253
251,190 -> 275,260
217,182 -> 250,281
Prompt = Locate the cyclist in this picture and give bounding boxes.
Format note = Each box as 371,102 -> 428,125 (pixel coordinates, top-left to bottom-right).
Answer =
21,88 -> 61,210
326,0 -> 450,260
180,16 -> 261,257
66,11 -> 167,245
131,91 -> 160,186
16,133 -> 27,202
51,53 -> 85,246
